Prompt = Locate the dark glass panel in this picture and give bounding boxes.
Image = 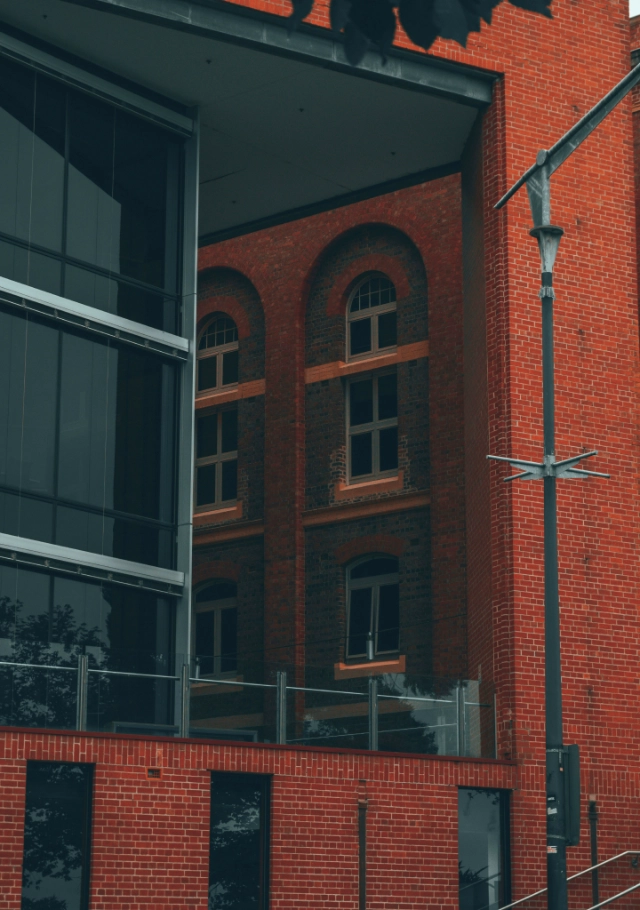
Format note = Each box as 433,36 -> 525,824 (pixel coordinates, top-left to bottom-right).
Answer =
22,762 -> 92,910
222,460 -> 238,502
196,582 -> 237,603
377,583 -> 400,652
221,410 -> 238,453
222,349 -> 239,385
0,490 -> 54,543
198,355 -> 218,392
379,426 -> 398,472
209,773 -> 268,909
57,332 -> 111,508
378,311 -> 397,349
22,317 -> 59,497
195,611 -> 215,675
350,317 -> 371,357
0,56 -> 34,243
29,74 -> 66,252
348,587 -> 372,657
459,789 -> 508,910
220,608 -> 237,673
103,515 -> 174,569
197,464 -> 216,507
0,564 -> 50,647
198,414 -> 218,459
351,432 -> 372,477
67,92 -> 117,273
349,379 -> 373,426
350,558 -> 398,580
377,373 -> 397,420
0,239 -> 62,295
64,265 -> 177,332
0,307 -> 26,492
55,506 -> 104,556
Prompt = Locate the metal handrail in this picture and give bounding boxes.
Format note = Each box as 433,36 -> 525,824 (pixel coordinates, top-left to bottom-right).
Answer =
586,880 -> 640,910
497,851 -> 640,910
0,660 -> 75,671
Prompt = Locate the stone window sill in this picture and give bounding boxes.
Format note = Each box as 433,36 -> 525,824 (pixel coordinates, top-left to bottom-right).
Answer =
334,655 -> 406,679
334,471 -> 403,501
193,501 -> 243,526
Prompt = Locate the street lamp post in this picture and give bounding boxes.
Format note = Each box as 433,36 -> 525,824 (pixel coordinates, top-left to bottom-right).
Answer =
489,59 -> 640,910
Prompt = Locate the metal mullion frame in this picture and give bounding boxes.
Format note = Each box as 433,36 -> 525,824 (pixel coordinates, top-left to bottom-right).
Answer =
373,575 -> 399,655
0,29 -> 193,137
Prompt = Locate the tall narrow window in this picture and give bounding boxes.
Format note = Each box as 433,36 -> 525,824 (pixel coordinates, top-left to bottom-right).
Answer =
194,581 -> 238,676
458,789 -> 510,910
195,408 -> 238,509
347,274 -> 397,360
347,371 -> 398,481
197,315 -> 239,393
22,761 -> 93,910
347,556 -> 399,659
209,772 -> 269,910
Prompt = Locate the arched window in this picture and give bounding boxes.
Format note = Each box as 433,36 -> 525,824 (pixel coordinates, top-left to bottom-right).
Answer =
347,274 -> 397,360
194,580 -> 238,676
346,556 -> 399,659
197,314 -> 238,392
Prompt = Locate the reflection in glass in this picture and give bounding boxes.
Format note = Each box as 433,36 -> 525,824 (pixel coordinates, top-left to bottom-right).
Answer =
22,761 -> 93,910
209,773 -> 269,910
458,789 -> 510,910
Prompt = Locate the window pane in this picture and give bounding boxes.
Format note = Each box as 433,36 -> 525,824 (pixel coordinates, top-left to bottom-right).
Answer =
378,311 -> 397,349
379,426 -> 398,472
220,608 -> 238,673
349,379 -> 373,426
196,611 -> 215,676
198,355 -> 218,392
197,582 -> 237,603
209,773 -> 268,910
350,317 -> 371,357
222,460 -> 238,501
350,558 -> 398,580
197,464 -> 216,507
22,762 -> 93,910
0,489 -> 54,543
459,789 -> 508,910
377,583 -> 400,652
0,238 -> 62,296
222,349 -> 239,385
64,265 -> 176,333
351,432 -> 372,477
0,56 -> 35,244
348,587 -> 372,657
29,74 -> 66,252
221,409 -> 238,453
377,373 -> 397,420
197,414 -> 218,458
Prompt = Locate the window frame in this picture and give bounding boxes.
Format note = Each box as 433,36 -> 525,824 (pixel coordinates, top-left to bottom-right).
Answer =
346,555 -> 400,660
196,315 -> 239,394
194,407 -> 239,512
346,273 -> 397,362
193,582 -> 238,678
346,369 -> 399,483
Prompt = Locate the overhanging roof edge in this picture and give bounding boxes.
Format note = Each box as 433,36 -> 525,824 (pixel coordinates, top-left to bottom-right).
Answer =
63,0 -> 496,107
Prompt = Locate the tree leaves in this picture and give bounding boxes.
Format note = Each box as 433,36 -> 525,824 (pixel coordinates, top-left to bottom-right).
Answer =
288,0 -> 554,63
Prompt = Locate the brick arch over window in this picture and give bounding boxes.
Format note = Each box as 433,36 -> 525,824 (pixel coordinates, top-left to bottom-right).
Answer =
198,267 -> 265,383
327,255 -> 411,319
334,535 -> 406,566
193,560 -> 241,587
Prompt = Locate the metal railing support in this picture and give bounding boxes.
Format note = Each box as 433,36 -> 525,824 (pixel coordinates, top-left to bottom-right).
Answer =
275,671 -> 287,745
368,676 -> 378,751
76,654 -> 88,732
179,663 -> 190,738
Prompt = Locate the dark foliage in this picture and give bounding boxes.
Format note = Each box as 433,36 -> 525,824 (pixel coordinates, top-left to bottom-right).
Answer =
289,0 -> 553,64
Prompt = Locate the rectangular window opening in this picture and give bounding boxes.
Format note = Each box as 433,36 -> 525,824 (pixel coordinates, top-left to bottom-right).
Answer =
458,788 -> 511,910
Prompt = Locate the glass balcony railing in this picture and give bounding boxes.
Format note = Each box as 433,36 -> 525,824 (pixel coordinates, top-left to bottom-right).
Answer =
0,651 -> 496,758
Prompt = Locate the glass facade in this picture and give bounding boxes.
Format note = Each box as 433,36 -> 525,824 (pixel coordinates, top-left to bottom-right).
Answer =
22,761 -> 93,910
458,789 -> 510,910
0,55 -> 183,332
0,563 -> 174,730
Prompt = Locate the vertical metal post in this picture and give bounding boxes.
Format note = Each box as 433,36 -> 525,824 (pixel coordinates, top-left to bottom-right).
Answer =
179,663 -> 190,738
75,653 -> 88,732
368,676 -> 378,751
457,682 -> 467,757
276,670 -> 287,745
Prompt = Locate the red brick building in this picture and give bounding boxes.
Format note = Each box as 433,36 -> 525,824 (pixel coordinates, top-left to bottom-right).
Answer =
1,0 -> 640,908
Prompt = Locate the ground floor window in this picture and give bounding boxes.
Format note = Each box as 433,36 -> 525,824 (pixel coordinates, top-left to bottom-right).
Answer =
458,788 -> 510,910
22,761 -> 93,910
209,772 -> 270,910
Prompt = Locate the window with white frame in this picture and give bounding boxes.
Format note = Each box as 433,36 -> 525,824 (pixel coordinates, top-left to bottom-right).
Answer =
197,315 -> 238,393
346,556 -> 399,659
347,274 -> 397,360
194,581 -> 238,676
347,371 -> 398,481
195,408 -> 238,509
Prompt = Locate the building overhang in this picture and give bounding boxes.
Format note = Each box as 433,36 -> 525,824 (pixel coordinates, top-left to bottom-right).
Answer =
0,0 -> 497,242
